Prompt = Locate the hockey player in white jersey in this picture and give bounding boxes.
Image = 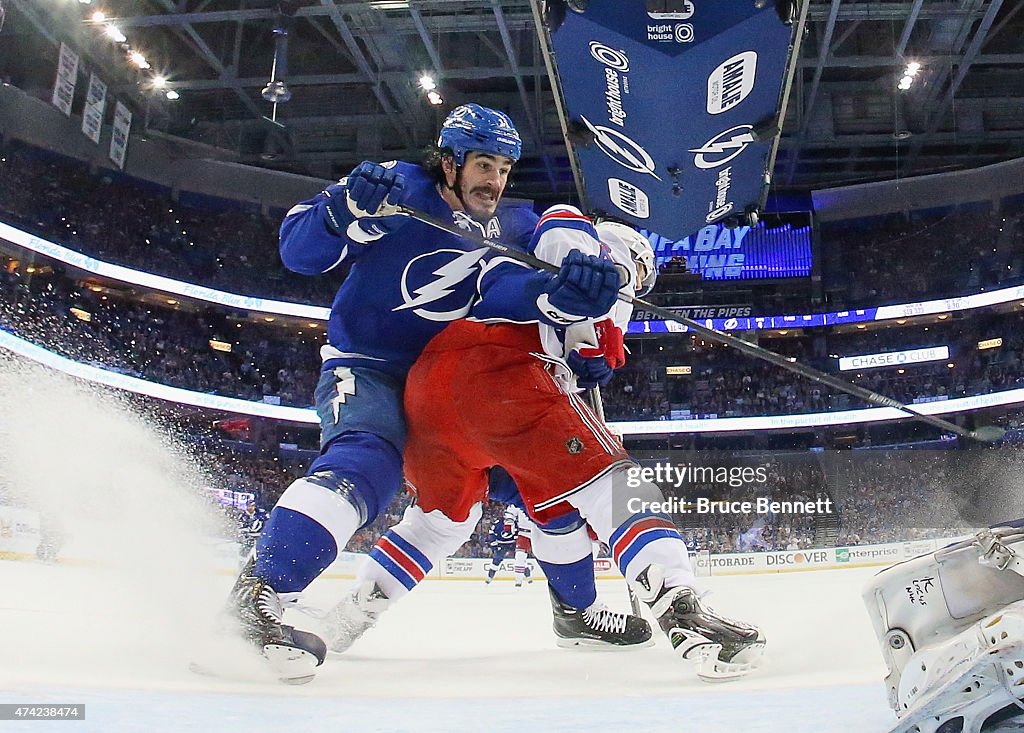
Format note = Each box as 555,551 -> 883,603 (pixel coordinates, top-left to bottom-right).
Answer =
863,520 -> 1024,733
484,504 -> 534,585
326,207 -> 764,676
214,105 -> 622,684
506,505 -> 535,587
326,209 -> 653,652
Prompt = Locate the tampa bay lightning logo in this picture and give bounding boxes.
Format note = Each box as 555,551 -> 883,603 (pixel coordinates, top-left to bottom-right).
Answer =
690,125 -> 755,169
395,248 -> 490,322
579,115 -> 662,181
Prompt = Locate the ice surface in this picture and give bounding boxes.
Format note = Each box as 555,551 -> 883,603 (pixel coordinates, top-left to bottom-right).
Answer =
0,358 -> 1019,732
1,558 -> 901,733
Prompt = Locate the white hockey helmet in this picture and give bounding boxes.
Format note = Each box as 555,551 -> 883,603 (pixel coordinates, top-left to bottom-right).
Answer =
595,221 -> 657,297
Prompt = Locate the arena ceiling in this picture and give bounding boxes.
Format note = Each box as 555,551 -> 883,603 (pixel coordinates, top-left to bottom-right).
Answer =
3,0 -> 1024,202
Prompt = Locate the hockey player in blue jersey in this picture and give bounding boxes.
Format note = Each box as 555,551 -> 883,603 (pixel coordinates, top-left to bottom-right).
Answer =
323,210 -> 660,656
236,499 -> 270,563
484,510 -> 517,584
483,502 -> 533,585
324,210 -> 764,675
224,103 -> 622,683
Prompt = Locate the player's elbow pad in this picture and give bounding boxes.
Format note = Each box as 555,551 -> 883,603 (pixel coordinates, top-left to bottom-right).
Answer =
280,242 -> 326,275
279,212 -> 349,275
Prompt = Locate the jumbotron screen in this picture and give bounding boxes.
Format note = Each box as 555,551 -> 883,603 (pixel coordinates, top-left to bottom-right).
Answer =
642,211 -> 813,280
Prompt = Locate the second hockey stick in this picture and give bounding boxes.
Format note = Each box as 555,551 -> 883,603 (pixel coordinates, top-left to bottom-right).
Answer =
583,385 -> 644,617
399,205 -> 1004,444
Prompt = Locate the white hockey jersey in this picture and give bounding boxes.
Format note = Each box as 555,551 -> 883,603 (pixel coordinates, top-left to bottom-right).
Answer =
529,205 -> 638,365
504,505 -> 533,538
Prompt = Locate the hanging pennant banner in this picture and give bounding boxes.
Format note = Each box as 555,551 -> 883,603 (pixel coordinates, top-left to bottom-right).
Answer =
51,42 -> 79,117
81,73 -> 107,144
109,100 -> 132,170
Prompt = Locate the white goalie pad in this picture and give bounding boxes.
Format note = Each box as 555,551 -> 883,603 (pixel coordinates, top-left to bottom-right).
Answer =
863,524 -> 1024,725
888,601 -> 1024,733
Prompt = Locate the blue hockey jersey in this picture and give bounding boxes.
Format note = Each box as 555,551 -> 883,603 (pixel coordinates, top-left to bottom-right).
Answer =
488,516 -> 516,549
280,162 -> 550,378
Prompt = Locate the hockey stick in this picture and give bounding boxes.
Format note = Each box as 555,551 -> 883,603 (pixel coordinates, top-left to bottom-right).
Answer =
398,204 -> 1004,444
584,385 -> 643,616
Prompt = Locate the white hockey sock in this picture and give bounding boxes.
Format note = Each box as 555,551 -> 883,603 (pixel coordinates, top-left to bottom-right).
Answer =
359,502 -> 483,600
514,548 -> 528,584
568,468 -> 697,590
530,521 -> 592,566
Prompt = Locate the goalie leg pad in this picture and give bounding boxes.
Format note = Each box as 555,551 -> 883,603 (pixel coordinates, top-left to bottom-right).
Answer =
864,524 -> 1024,712
888,601 -> 1024,733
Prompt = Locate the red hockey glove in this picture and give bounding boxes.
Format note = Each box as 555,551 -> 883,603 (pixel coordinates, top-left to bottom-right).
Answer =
578,319 -> 625,369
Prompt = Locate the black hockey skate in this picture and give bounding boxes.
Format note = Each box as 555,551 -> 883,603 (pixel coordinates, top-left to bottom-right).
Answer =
634,564 -> 765,681
549,584 -> 654,649
226,569 -> 327,684
323,580 -> 390,654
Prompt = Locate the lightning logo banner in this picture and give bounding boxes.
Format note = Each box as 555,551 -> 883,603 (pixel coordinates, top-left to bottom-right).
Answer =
545,0 -> 802,240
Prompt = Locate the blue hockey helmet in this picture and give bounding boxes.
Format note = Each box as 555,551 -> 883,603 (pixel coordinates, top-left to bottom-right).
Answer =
437,103 -> 522,166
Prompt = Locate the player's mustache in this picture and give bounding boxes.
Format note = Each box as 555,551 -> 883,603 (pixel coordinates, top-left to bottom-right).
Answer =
469,185 -> 497,199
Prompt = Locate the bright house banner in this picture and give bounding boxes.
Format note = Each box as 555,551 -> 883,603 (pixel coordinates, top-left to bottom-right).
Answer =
51,42 -> 79,117
81,73 -> 108,144
548,0 -> 799,241
109,100 -> 132,170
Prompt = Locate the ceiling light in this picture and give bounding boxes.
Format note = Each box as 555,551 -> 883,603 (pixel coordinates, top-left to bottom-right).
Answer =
152,75 -> 167,88
427,90 -> 444,106
91,10 -> 105,21
165,89 -> 179,100
906,61 -> 921,74
129,51 -> 150,69
369,1 -> 410,9
418,74 -> 436,91
104,24 -> 126,43
261,79 -> 291,103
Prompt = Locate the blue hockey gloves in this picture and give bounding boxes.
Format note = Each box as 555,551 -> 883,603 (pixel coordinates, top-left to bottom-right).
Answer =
322,161 -> 410,240
346,162 -> 408,217
537,250 -> 621,325
567,350 -> 615,388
